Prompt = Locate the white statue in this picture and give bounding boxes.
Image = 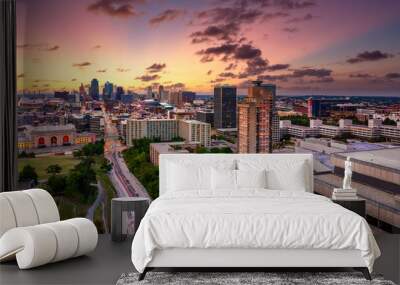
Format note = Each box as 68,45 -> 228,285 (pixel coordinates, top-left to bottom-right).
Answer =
342,157 -> 352,190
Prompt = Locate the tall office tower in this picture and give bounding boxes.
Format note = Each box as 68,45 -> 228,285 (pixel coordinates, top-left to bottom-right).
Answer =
261,84 -> 280,145
79,83 -> 85,96
181,91 -> 196,104
79,83 -> 88,102
158,85 -> 164,102
168,91 -> 181,106
115,86 -> 124,101
146,87 -> 153,99
89,79 -> 100,100
307,97 -> 350,118
238,81 -> 275,153
214,85 -> 237,129
103,81 -> 113,100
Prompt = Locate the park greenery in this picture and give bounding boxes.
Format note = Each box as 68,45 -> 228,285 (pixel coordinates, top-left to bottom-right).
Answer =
18,151 -> 35,158
279,115 -> 310,126
18,140 -> 115,233
189,146 -> 233,153
211,134 -> 236,144
383,118 -> 397,125
123,138 -> 159,199
19,164 -> 38,185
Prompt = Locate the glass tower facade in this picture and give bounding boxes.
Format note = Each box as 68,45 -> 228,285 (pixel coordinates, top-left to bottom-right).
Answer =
214,86 -> 237,129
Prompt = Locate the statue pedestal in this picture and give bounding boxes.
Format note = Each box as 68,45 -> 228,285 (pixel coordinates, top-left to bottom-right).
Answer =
332,188 -> 358,200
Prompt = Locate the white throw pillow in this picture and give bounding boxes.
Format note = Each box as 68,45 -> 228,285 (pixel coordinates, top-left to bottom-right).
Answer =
236,169 -> 266,189
167,159 -> 236,192
211,168 -> 237,190
167,162 -> 211,191
265,161 -> 307,191
238,159 -> 308,191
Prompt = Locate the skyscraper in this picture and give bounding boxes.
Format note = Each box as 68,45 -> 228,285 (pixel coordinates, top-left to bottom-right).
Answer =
158,85 -> 164,102
89,79 -> 99,100
181,91 -> 196,104
103,81 -> 113,100
79,83 -> 86,97
214,85 -> 237,129
238,81 -> 275,153
146,87 -> 153,99
261,84 -> 280,145
115,86 -> 124,101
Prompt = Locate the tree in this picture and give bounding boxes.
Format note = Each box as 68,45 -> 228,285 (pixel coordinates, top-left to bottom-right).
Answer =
47,175 -> 67,195
73,149 -> 83,158
383,118 -> 396,126
194,146 -> 209,153
18,151 -> 35,158
46,164 -> 62,175
19,165 -> 38,185
82,140 -> 105,156
280,115 -> 310,127
66,158 -> 97,203
100,158 -> 113,173
171,136 -> 185,142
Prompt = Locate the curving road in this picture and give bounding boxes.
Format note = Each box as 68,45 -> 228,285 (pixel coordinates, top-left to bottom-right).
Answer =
86,182 -> 105,220
103,107 -> 150,199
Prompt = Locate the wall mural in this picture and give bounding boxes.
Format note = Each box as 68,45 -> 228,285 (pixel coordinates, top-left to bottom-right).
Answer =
16,0 -> 400,233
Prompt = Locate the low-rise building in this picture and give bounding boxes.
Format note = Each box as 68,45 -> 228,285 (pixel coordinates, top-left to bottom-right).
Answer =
17,124 -> 97,150
179,120 -> 211,147
126,119 -> 179,146
195,110 -> 214,127
74,133 -> 96,145
315,148 -> 400,233
149,142 -> 190,165
381,122 -> 400,143
89,113 -> 104,136
318,124 -> 343,138
349,124 -> 381,140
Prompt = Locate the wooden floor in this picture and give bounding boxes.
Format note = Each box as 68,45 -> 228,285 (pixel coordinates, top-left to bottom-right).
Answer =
0,232 -> 399,285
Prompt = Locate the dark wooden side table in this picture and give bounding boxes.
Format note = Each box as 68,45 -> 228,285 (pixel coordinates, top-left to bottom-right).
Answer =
332,197 -> 366,217
111,197 -> 150,242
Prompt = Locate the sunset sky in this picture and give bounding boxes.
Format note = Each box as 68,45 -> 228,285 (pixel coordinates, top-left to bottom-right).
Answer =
16,0 -> 400,96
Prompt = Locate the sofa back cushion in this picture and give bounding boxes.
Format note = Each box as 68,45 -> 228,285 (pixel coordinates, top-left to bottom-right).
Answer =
0,189 -> 60,238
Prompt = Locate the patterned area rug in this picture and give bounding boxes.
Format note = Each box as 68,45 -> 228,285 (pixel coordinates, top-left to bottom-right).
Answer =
116,272 -> 395,285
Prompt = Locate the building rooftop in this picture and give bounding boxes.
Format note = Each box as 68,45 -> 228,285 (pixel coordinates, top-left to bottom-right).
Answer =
289,125 -> 314,130
182,119 -> 209,124
350,124 -> 370,129
319,124 -> 340,130
217,128 -> 237,132
31,124 -> 76,133
335,147 -> 400,171
150,142 -> 190,154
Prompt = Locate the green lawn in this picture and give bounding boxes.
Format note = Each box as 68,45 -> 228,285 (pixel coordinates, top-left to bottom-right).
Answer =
18,155 -> 80,180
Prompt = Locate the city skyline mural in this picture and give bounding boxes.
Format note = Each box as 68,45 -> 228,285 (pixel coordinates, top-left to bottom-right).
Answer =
17,0 -> 400,96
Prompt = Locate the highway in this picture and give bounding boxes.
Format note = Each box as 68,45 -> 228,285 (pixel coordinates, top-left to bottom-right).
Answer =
103,107 -> 150,199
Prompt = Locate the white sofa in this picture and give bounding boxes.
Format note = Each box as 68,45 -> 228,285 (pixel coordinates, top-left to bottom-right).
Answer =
0,189 -> 98,269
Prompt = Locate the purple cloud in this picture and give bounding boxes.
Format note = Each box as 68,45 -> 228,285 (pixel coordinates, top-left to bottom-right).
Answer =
149,9 -> 185,25
347,50 -> 394,64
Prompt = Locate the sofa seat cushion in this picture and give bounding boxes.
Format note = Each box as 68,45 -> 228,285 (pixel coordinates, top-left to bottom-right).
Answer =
0,218 -> 97,269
